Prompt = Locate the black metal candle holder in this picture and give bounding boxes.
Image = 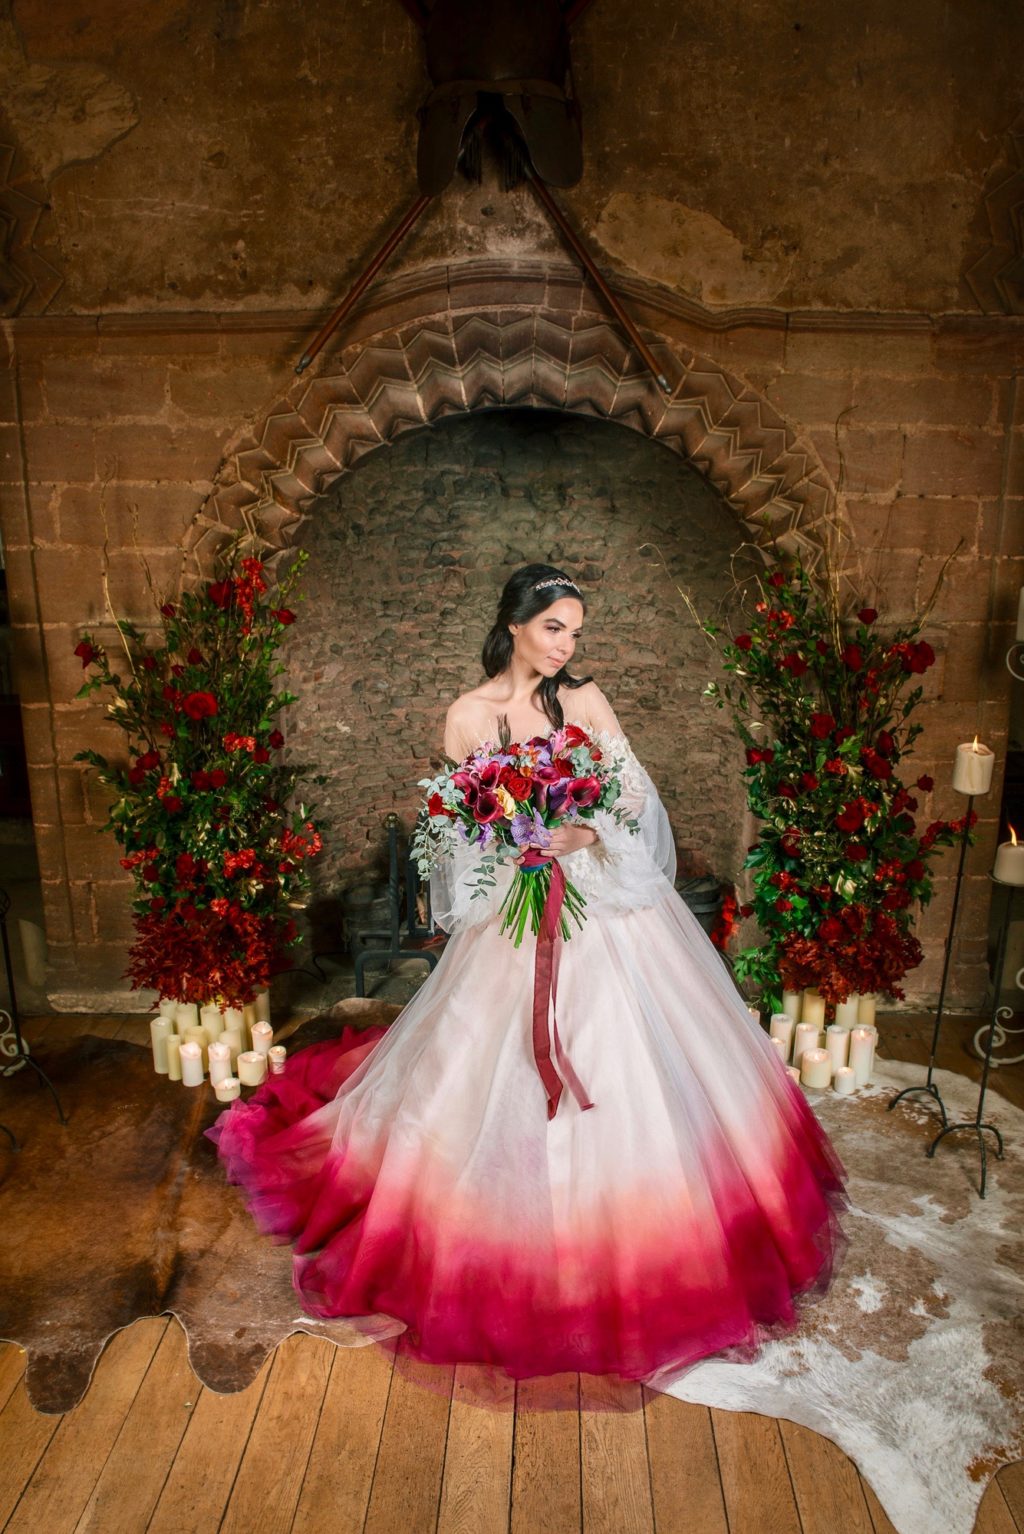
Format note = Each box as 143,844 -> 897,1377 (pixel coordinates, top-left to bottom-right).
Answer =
0,888 -> 66,1124
925,873 -> 1019,1199
887,793 -> 975,1128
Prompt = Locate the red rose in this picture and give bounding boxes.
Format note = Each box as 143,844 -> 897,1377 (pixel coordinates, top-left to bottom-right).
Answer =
127,766 -> 146,787
780,652 -> 808,676
142,862 -> 160,883
137,750 -> 160,770
740,903 -> 754,917
876,730 -> 895,757
857,608 -> 878,625
269,730 -> 285,749
171,664 -> 185,678
769,571 -> 787,588
845,842 -> 869,862
836,802 -> 866,833
735,634 -> 753,651
777,782 -> 798,800
564,724 -> 589,746
800,771 -> 819,792
775,896 -> 793,912
207,580 -> 233,610
818,916 -> 844,942
183,690 -> 218,721
810,713 -> 835,739
141,656 -> 157,672
253,746 -> 270,764
841,644 -> 863,670
74,640 -> 97,668
164,795 -> 183,813
745,746 -> 775,765
428,792 -> 445,816
507,773 -> 532,799
824,757 -> 847,775
186,647 -> 205,666
191,770 -> 211,790
175,852 -> 197,879
916,775 -> 934,792
882,889 -> 911,910
160,603 -> 176,618
159,722 -> 175,738
905,859 -> 925,880
272,608 -> 297,625
210,768 -> 228,788
834,726 -> 856,745
780,828 -> 801,857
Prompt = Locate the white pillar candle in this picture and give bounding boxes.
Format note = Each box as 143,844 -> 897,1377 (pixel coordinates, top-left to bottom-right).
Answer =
856,993 -> 877,1027
800,1047 -> 832,1089
994,828 -> 1024,885
208,1040 -> 232,1086
747,1005 -> 761,1024
781,989 -> 802,1023
801,989 -> 827,1028
793,1021 -> 820,1070
224,1006 -> 244,1034
183,1025 -> 209,1070
769,1013 -> 794,1058
179,1040 -> 204,1087
215,1075 -> 241,1103
786,1065 -> 801,1082
237,1050 -> 268,1087
158,996 -> 179,1021
849,1027 -> 874,1087
268,1044 -> 287,1074
150,1016 -> 171,1074
825,1023 -> 850,1074
250,1020 -> 274,1057
242,1003 -> 258,1046
834,1066 -> 856,1096
166,1034 -> 182,1082
769,1035 -> 788,1059
201,1004 -> 224,1042
952,739 -> 995,796
254,989 -> 272,1024
220,1028 -> 242,1068
176,1002 -> 200,1032
862,1024 -> 879,1078
834,995 -> 860,1028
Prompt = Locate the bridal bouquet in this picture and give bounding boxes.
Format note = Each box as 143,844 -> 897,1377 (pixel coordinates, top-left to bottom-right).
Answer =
414,721 -> 639,945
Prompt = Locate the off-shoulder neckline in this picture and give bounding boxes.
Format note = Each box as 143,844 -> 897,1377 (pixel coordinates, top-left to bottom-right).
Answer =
459,719 -> 630,761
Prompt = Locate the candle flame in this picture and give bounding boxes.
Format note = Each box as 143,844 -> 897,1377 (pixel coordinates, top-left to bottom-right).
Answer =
1011,824 -> 1019,848
972,735 -> 980,751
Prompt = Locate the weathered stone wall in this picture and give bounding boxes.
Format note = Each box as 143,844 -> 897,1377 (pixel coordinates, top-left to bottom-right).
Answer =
2,277 -> 1021,1010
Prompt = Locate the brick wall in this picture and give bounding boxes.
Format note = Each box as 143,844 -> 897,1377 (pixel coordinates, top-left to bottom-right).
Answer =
2,266 -> 1022,1009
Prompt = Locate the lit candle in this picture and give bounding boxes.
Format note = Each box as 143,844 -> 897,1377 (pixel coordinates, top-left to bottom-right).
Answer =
250,1020 -> 273,1057
793,1021 -> 820,1069
769,1013 -> 794,1059
166,1035 -> 182,1082
834,1066 -> 856,1096
150,1015 -> 171,1074
220,1028 -> 242,1068
201,1004 -> 224,1042
208,1041 -> 232,1086
769,1035 -> 788,1059
183,1025 -> 209,1070
179,1040 -> 204,1087
800,1047 -> 832,1089
834,996 -> 859,1029
268,1044 -> 287,1075
214,1075 -> 241,1104
781,990 -> 802,1023
849,1027 -> 874,1087
801,989 -> 826,1028
856,993 -> 877,1027
786,1065 -> 801,1083
254,989 -> 272,1024
825,1023 -> 850,1075
952,738 -> 994,796
176,1002 -> 200,1032
994,825 -> 1024,885
237,1051 -> 268,1087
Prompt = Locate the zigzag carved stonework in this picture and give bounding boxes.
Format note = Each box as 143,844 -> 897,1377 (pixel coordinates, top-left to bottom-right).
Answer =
183,293 -> 841,582
0,114 -> 64,316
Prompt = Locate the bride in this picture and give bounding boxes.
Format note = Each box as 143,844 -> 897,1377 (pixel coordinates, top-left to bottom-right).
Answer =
209,561 -> 850,1385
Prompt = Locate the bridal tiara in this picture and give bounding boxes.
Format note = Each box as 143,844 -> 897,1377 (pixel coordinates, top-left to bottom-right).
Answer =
534,577 -> 581,592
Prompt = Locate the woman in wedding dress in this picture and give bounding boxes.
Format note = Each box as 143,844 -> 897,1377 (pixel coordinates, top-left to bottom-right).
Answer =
209,562 -> 850,1385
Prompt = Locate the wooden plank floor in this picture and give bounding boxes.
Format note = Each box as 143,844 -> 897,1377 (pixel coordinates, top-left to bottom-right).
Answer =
1,1010 -> 1021,1534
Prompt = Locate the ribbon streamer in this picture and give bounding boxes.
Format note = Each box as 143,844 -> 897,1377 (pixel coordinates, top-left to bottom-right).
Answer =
520,849 -> 594,1119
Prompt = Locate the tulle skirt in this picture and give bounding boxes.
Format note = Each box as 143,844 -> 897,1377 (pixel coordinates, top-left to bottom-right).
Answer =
208,889 -> 850,1384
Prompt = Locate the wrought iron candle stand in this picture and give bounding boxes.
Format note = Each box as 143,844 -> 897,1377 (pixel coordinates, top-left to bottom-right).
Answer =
353,812 -> 443,998
887,794 -> 976,1129
925,874 -> 1019,1199
0,887 -> 66,1125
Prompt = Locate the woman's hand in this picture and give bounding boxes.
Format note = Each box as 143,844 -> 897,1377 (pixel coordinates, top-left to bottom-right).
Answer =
514,824 -> 598,866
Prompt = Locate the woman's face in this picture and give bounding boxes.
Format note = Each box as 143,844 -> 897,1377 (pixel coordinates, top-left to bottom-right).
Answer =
509,596 -> 585,678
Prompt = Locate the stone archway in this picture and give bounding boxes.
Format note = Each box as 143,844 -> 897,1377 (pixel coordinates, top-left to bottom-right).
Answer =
182,266 -> 842,580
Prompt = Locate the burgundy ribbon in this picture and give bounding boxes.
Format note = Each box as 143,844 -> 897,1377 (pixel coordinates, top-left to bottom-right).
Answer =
520,849 -> 594,1120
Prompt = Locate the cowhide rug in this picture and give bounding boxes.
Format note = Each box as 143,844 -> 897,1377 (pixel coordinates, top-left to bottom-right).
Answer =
0,1006 -> 1021,1534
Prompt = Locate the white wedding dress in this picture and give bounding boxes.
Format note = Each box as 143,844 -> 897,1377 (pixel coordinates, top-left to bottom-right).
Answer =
210,717 -> 850,1383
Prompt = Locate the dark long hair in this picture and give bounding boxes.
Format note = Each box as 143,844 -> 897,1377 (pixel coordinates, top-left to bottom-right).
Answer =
481,563 -> 594,732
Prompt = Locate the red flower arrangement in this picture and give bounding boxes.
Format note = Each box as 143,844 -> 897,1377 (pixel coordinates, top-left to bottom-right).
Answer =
72,542 -> 323,1006
697,557 -> 968,1008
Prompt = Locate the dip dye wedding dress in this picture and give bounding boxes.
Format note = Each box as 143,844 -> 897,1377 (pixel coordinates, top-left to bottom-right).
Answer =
209,705 -> 849,1384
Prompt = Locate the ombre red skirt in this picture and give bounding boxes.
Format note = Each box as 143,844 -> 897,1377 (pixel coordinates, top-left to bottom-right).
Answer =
208,892 -> 850,1385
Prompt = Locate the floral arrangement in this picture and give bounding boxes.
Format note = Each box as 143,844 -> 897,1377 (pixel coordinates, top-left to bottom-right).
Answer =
72,545 -> 324,1007
699,560 -> 972,1009
413,721 -> 638,945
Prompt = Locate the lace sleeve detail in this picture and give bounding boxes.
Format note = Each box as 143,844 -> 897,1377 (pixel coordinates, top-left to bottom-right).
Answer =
559,729 -> 677,910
